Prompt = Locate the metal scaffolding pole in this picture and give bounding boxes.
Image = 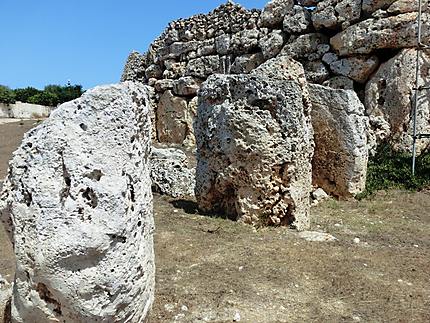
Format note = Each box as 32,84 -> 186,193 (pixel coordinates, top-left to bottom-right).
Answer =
412,0 -> 430,176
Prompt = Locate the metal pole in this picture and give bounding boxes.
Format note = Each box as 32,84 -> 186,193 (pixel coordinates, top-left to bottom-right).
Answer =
412,0 -> 423,176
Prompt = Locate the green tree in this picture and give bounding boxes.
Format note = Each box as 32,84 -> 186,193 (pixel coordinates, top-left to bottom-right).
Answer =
0,85 -> 16,104
28,92 -> 59,106
14,87 -> 41,102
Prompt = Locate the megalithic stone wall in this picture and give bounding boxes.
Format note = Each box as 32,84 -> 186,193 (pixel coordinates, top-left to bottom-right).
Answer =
195,56 -> 314,231
122,0 -> 430,154
0,82 -> 155,322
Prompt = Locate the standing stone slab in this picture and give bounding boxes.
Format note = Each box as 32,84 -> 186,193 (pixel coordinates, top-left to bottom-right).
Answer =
195,57 -> 314,230
309,84 -> 369,198
365,48 -> 430,153
0,82 -> 155,322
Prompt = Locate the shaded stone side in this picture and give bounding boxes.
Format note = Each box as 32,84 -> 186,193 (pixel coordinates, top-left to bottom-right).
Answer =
309,84 -> 369,198
0,82 -> 155,322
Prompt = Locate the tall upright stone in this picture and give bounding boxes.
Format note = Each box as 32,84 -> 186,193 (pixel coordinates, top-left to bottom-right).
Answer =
195,57 -> 314,230
0,82 -> 155,322
309,84 -> 369,198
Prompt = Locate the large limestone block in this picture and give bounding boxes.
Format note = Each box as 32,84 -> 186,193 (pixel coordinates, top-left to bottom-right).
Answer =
150,147 -> 195,197
365,48 -> 430,153
280,33 -> 330,61
331,12 -> 430,56
195,57 -> 314,230
312,0 -> 362,30
156,90 -> 194,144
329,55 -> 379,83
362,0 -> 397,14
309,84 -> 369,197
283,5 -> 312,34
259,0 -> 294,28
0,82 -> 155,322
387,0 -> 429,14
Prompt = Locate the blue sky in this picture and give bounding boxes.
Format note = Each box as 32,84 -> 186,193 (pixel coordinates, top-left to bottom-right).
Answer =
0,0 -> 267,90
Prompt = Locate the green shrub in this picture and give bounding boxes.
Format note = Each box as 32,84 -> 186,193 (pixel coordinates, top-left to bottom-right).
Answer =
358,145 -> 430,199
27,92 -> 59,107
14,87 -> 41,102
0,85 -> 16,104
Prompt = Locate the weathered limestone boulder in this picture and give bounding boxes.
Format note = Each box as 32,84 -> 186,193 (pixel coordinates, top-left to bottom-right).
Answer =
365,48 -> 430,153
230,52 -> 265,74
362,0 -> 397,14
172,76 -> 201,96
280,33 -> 329,61
331,12 -> 430,56
283,5 -> 312,34
121,51 -> 147,82
312,0 -> 362,30
387,0 -> 429,14
329,55 -> 379,83
259,0 -> 294,28
0,82 -> 155,322
304,60 -> 330,83
195,56 -> 313,230
185,55 -> 222,78
150,147 -> 195,197
156,90 -> 194,144
309,84 -> 369,198
259,30 -> 285,59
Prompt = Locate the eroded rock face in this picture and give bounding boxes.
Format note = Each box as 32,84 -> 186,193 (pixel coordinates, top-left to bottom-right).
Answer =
365,48 -> 430,153
0,82 -> 155,322
150,147 -> 195,197
331,12 -> 430,56
259,0 -> 294,27
195,57 -> 313,230
312,0 -> 362,30
309,84 -> 369,198
329,55 -> 379,83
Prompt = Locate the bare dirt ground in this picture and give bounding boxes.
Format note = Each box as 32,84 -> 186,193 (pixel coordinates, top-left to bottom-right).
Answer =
1,120 -> 429,322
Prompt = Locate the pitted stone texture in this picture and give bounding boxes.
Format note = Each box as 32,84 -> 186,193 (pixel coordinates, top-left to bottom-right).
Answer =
259,30 -> 285,59
329,55 -> 379,83
150,147 -> 195,197
309,84 -> 369,198
323,76 -> 355,90
312,0 -> 362,30
121,51 -> 147,82
185,55 -> 222,78
172,76 -> 201,96
365,48 -> 430,153
362,0 -> 397,14
259,0 -> 294,28
331,12 -> 430,56
156,90 -> 194,144
230,53 -> 266,74
387,0 -> 429,14
283,5 -> 312,34
195,57 -> 313,230
280,33 -> 330,61
0,82 -> 155,322
304,60 -> 330,83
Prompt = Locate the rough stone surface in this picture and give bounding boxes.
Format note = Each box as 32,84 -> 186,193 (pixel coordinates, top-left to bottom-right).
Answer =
0,82 -> 155,322
323,76 -> 355,90
156,90 -> 193,144
280,33 -> 329,61
259,0 -> 294,28
0,275 -> 11,323
365,48 -> 430,153
195,57 -> 313,230
150,147 -> 195,197
121,51 -> 147,82
259,30 -> 285,59
172,76 -> 201,96
312,0 -> 362,30
309,84 -> 368,198
304,60 -> 330,84
329,55 -> 380,83
362,0 -> 397,14
230,52 -> 266,74
331,13 -> 430,56
387,0 -> 429,14
283,5 -> 312,34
